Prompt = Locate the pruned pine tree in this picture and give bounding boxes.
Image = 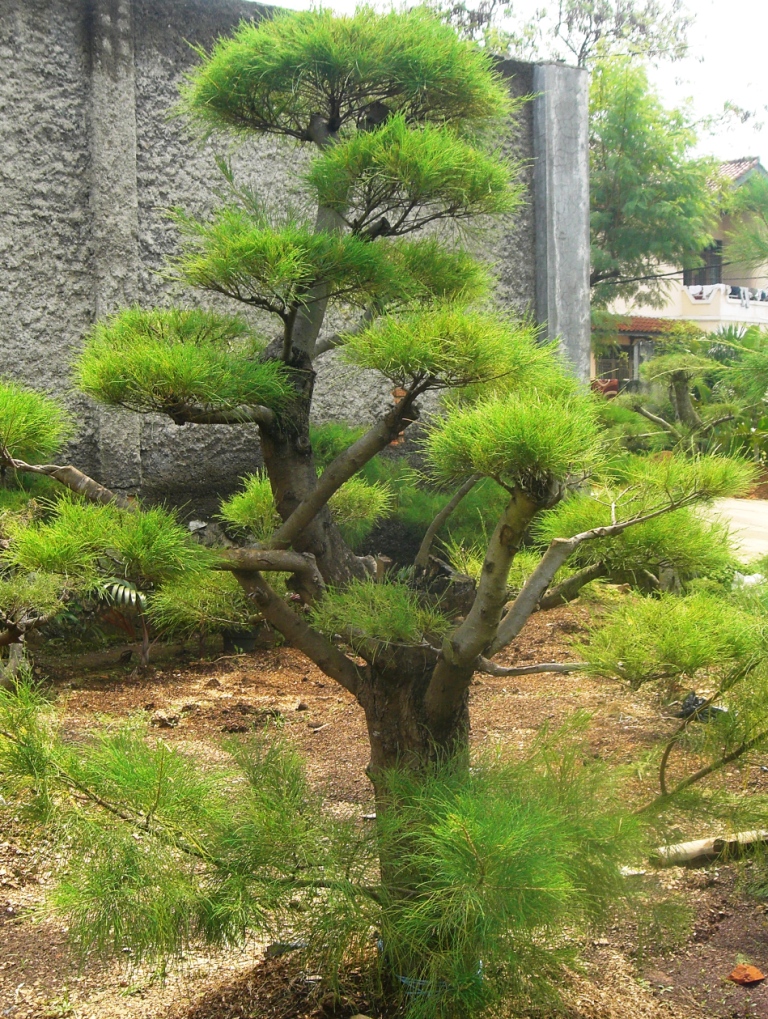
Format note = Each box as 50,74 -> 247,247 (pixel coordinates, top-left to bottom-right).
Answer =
0,7 -> 759,1006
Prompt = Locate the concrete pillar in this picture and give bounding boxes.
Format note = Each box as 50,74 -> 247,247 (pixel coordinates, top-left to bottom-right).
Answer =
533,62 -> 591,381
87,0 -> 143,492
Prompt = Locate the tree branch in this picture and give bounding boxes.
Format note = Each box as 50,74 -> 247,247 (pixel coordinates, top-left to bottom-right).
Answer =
165,404 -> 275,427
631,404 -> 680,438
475,658 -> 586,677
233,571 -> 362,697
537,561 -> 607,610
487,495 -> 702,658
1,449 -> 135,511
267,384 -> 426,550
314,307 -> 375,357
639,726 -> 768,815
424,488 -> 542,735
216,548 -> 326,604
414,475 -> 481,571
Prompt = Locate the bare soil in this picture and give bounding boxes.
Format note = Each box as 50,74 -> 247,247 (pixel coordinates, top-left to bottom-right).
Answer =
2,604 -> 768,1018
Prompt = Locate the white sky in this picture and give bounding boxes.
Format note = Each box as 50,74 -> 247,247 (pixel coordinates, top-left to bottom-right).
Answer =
248,0 -> 768,164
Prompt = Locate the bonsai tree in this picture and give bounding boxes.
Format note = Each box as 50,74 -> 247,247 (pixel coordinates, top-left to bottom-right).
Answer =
0,8 -> 759,1011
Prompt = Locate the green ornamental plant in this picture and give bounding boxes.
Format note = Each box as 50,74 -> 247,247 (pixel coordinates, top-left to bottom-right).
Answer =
0,7 -> 762,1013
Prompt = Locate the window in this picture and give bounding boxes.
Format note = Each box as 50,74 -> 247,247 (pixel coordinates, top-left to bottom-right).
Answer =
684,241 -> 723,287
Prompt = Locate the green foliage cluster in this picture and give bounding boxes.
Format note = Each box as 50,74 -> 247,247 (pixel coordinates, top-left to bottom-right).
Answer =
589,57 -> 716,305
580,592 -> 768,688
146,573 -> 255,638
219,471 -> 393,547
0,380 -> 73,463
426,392 -> 600,493
179,8 -> 512,138
77,308 -> 289,415
3,498 -> 213,588
311,579 -> 449,647
344,308 -> 546,390
533,498 -> 738,587
307,114 -> 521,235
0,683 -> 644,1017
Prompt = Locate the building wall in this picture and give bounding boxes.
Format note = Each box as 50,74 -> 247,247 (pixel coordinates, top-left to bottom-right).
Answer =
0,0 -> 590,506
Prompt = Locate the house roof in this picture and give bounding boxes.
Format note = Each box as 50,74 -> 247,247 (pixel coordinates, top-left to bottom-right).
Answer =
614,316 -> 671,334
719,158 -> 767,184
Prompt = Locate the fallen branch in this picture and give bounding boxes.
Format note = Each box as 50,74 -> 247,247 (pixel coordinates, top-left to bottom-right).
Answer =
651,830 -> 768,868
476,657 -> 587,677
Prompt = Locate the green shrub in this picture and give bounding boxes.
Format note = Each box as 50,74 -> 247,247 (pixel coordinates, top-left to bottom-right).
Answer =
0,381 -> 73,463
579,592 -> 768,688
311,579 -> 449,648
0,685 -> 645,1018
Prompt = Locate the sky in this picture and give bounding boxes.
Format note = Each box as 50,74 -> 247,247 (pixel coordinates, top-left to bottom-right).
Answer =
253,0 -> 768,165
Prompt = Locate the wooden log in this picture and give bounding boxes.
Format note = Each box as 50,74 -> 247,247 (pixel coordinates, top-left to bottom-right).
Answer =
651,830 -> 768,868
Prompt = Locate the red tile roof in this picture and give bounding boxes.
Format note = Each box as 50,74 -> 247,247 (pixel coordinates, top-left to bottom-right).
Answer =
719,158 -> 765,183
614,316 -> 672,334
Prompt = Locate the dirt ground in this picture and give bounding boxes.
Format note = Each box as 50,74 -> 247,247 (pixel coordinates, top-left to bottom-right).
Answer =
2,604 -> 768,1019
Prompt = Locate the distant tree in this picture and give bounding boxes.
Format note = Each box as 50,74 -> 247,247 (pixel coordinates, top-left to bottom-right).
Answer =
726,171 -> 768,272
589,57 -> 717,305
434,0 -> 692,65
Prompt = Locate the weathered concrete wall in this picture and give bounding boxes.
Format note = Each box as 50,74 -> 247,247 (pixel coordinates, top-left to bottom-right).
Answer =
533,63 -> 591,380
0,0 -> 589,505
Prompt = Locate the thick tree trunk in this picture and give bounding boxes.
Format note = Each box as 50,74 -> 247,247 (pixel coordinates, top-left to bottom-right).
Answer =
257,349 -> 366,586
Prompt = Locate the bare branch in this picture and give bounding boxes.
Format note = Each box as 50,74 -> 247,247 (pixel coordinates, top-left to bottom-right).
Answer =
234,571 -> 362,697
631,403 -> 680,437
315,307 -> 375,357
1,448 -> 135,511
424,488 -> 542,735
216,548 -> 326,604
414,475 -> 481,570
537,561 -> 607,610
476,658 -> 586,677
166,404 -> 275,427
487,495 -> 702,657
267,384 -> 427,550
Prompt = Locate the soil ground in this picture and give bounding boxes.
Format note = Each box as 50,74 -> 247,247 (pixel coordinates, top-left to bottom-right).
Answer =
2,604 -> 768,1019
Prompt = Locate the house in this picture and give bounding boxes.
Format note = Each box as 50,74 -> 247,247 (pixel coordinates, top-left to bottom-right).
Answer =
594,158 -> 768,384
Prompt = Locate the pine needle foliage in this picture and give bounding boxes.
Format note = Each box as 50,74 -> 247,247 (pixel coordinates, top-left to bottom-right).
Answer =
0,683 -> 648,1018
580,592 -> 768,688
3,498 -> 214,588
425,392 -> 600,492
344,307 -> 548,390
311,579 -> 450,647
179,7 -> 512,140
219,472 -> 392,547
146,572 -> 255,638
375,724 -> 643,1017
0,573 -> 69,622
533,498 -> 739,586
605,453 -> 758,505
76,308 -> 289,415
173,208 -> 413,314
0,380 -> 73,463
307,114 -> 522,236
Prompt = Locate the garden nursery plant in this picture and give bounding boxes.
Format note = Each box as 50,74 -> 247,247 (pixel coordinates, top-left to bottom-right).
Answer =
2,7 -> 768,1017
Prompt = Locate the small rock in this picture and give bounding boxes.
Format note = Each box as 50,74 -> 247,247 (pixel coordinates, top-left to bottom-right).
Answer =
188,520 -> 207,533
296,701 -> 309,711
151,711 -> 180,728
728,964 -> 765,985
205,678 -> 222,689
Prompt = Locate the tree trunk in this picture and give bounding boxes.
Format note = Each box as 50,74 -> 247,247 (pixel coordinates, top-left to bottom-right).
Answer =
257,348 -> 366,586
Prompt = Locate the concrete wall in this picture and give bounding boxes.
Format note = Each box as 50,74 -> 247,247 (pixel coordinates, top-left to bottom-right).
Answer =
0,0 -> 590,506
